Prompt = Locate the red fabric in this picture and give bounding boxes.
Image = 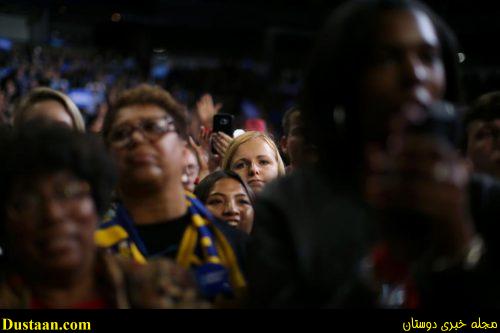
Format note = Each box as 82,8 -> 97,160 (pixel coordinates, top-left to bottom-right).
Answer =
372,242 -> 420,308
244,118 -> 267,133
30,296 -> 111,309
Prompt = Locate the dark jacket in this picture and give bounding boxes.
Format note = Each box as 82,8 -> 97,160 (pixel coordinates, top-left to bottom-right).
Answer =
247,169 -> 500,308
247,168 -> 371,307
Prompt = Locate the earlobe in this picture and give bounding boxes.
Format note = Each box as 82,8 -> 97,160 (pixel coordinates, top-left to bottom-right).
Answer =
280,136 -> 288,154
464,157 -> 474,174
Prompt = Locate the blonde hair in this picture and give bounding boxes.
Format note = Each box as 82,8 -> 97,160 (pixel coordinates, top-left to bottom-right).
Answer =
222,131 -> 286,176
14,87 -> 86,132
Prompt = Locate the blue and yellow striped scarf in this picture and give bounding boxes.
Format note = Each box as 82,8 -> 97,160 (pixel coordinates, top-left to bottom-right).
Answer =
95,193 -> 246,295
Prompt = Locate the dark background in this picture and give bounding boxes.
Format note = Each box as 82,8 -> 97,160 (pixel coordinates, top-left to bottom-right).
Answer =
0,1 -> 495,63
0,0 -> 498,130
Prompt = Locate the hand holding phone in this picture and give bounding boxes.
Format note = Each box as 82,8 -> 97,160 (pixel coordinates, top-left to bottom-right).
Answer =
212,113 -> 234,154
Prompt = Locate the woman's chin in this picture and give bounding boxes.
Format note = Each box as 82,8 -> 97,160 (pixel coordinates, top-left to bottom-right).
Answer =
123,168 -> 165,187
249,182 -> 265,193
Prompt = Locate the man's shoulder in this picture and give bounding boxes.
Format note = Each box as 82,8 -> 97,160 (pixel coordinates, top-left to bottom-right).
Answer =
259,168 -> 361,215
255,167 -> 370,243
212,218 -> 249,243
260,168 -> 326,202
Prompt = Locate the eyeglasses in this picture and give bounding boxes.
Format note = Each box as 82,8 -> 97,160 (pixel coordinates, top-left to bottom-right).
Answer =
184,164 -> 200,177
6,181 -> 92,218
108,116 -> 177,148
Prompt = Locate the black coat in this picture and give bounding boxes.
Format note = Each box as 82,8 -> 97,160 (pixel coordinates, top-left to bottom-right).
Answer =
246,169 -> 500,308
246,168 -> 371,307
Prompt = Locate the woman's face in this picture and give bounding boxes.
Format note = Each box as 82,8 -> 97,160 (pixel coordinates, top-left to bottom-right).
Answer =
108,104 -> 184,190
229,137 -> 279,193
205,178 -> 254,234
25,100 -> 74,128
182,148 -> 199,192
359,9 -> 446,144
5,171 -> 98,278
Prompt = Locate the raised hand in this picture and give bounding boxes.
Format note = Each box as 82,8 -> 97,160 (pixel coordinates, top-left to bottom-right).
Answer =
212,131 -> 233,158
196,93 -> 222,128
188,135 -> 209,181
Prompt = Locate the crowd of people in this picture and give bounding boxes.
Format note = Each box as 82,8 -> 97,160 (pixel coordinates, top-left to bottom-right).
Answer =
0,0 -> 499,308
0,43 -> 297,137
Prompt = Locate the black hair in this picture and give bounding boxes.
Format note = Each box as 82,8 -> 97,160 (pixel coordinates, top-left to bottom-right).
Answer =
0,122 -> 116,224
194,170 -> 256,207
281,106 -> 301,136
102,84 -> 188,142
300,0 -> 462,176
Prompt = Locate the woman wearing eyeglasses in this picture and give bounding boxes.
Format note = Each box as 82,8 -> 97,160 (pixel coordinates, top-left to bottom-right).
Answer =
95,84 -> 247,303
0,124 -> 205,308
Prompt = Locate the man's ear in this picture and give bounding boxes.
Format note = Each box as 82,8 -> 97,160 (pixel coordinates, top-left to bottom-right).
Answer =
464,156 -> 474,174
280,135 -> 288,155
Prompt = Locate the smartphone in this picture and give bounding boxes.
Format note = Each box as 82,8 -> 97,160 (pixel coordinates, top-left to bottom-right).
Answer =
212,113 -> 234,154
